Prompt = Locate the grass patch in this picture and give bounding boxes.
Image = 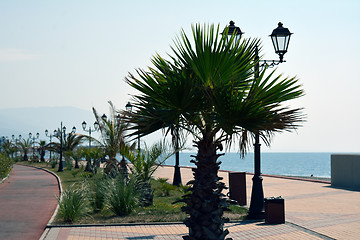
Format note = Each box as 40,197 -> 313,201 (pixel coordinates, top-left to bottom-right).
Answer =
19,161 -> 247,224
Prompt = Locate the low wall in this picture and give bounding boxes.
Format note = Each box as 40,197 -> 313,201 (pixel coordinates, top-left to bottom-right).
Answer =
331,154 -> 360,190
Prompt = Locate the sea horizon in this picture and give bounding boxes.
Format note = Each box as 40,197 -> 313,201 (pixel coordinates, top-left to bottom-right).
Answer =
164,152 -> 360,178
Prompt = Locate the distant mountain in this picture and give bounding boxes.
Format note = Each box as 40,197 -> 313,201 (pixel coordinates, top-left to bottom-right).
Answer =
0,106 -> 97,140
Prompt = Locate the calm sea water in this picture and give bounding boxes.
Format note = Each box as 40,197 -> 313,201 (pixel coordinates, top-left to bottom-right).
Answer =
165,152 -> 332,178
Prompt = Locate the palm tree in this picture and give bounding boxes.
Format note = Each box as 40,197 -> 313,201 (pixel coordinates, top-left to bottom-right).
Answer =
1,139 -> 17,159
93,101 -> 134,176
81,146 -> 105,173
48,132 -> 86,167
38,140 -> 47,162
125,24 -> 304,239
125,141 -> 173,206
16,138 -> 32,162
69,147 -> 84,169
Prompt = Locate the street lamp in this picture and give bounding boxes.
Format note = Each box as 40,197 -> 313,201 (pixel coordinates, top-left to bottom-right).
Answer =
82,120 -> 99,148
29,132 -> 40,142
270,22 -> 293,63
55,122 -> 76,172
125,102 -> 140,151
45,129 -> 56,159
222,21 -> 293,219
29,132 -> 39,160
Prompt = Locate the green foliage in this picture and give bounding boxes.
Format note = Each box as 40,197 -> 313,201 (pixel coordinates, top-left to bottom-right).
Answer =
93,101 -> 134,176
81,147 -> 105,173
65,154 -> 73,171
58,183 -> 89,223
80,171 -> 94,179
86,175 -> 108,213
68,147 -> 84,169
0,153 -> 14,180
16,138 -> 32,161
50,159 -> 57,168
156,178 -> 177,197
125,142 -> 173,206
127,142 -> 172,183
71,169 -> 81,177
107,176 -> 138,216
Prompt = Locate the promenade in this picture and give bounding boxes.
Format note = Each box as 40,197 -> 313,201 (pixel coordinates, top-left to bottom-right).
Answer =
0,164 -> 59,240
1,164 -> 360,239
41,166 -> 360,240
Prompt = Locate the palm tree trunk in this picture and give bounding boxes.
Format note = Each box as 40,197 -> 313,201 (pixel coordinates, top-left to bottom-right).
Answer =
182,138 -> 230,240
105,157 -> 120,177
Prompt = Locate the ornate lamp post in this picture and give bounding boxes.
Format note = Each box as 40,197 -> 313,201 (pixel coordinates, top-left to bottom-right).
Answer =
82,120 -> 99,148
222,21 -> 293,219
29,132 -> 39,143
11,134 -> 21,144
55,122 -> 76,172
45,129 -> 56,159
29,132 -> 39,160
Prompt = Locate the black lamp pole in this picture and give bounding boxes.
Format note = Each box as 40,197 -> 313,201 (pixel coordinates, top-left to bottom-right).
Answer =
172,125 -> 182,186
247,46 -> 266,219
56,122 -> 76,172
223,21 -> 293,219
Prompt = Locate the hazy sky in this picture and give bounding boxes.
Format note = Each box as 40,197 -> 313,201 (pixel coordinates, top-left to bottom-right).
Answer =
0,0 -> 359,152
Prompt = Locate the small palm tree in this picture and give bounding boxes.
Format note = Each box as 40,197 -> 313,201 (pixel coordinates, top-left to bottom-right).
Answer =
81,146 -> 105,173
1,139 -> 17,159
125,141 -> 173,206
126,24 -> 304,239
69,147 -> 84,169
38,140 -> 47,162
93,101 -> 134,176
16,138 -> 32,162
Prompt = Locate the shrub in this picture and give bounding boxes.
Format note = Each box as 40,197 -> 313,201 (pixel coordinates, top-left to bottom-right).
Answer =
107,176 -> 138,216
87,175 -> 108,213
58,183 -> 89,223
156,178 -> 177,197
0,153 -> 14,180
51,160 -> 57,168
71,169 -> 81,178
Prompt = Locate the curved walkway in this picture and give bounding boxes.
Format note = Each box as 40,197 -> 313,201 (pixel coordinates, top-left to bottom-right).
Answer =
0,164 -> 59,240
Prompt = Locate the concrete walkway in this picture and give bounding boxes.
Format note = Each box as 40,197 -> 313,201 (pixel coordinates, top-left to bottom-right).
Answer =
40,165 -> 360,240
0,164 -> 59,240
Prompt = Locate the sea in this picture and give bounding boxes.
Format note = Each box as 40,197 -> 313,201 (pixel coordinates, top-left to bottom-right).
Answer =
164,152 -> 333,178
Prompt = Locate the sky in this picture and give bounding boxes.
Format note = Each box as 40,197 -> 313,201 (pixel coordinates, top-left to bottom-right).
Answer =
0,0 -> 359,153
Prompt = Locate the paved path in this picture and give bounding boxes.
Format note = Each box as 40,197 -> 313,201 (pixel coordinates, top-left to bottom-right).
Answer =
0,164 -> 59,240
41,165 -> 360,240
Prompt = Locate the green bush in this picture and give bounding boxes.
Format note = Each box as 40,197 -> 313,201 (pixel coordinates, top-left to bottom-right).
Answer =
51,159 -> 57,168
0,153 -> 14,180
65,158 -> 73,171
156,178 -> 177,197
87,176 -> 108,213
107,176 -> 138,216
58,183 -> 89,223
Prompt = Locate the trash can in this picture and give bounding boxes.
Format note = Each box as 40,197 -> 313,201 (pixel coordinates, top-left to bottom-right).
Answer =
228,172 -> 247,206
264,197 -> 285,224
